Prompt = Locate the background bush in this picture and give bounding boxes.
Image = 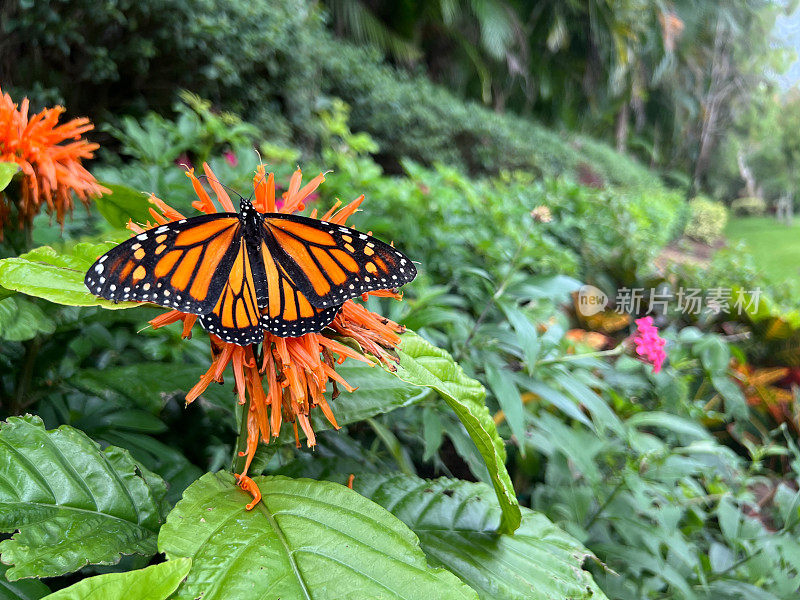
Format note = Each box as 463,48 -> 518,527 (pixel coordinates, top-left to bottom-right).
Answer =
684,197 -> 728,245
731,196 -> 768,216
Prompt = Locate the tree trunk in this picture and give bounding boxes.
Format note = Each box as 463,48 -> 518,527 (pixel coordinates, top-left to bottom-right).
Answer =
615,102 -> 629,153
736,149 -> 758,198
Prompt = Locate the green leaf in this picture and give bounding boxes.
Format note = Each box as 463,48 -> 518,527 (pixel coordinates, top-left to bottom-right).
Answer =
484,364 -> 525,455
711,374 -> 747,419
0,563 -> 49,600
158,472 -> 478,600
0,162 -> 20,193
354,473 -> 608,600
0,416 -> 168,580
552,371 -> 622,434
717,496 -> 742,542
626,411 -> 712,440
0,244 -> 138,309
40,558 -> 191,600
309,360 -> 428,433
520,380 -> 592,427
93,183 -> 154,229
0,297 -> 55,341
387,331 -> 521,534
499,301 -> 540,371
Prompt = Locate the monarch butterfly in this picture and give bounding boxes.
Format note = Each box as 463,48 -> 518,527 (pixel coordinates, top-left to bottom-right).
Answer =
84,195 -> 416,345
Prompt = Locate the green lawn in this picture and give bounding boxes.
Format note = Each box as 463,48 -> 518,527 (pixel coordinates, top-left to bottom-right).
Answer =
724,216 -> 800,282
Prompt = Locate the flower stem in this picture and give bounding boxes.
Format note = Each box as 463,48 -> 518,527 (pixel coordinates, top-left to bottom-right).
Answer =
535,345 -> 624,367
232,393 -> 251,474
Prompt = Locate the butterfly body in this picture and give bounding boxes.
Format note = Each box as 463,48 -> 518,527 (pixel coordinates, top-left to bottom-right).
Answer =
85,198 -> 416,345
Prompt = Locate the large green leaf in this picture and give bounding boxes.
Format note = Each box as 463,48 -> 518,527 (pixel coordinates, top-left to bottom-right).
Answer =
158,472 -> 478,600
0,416 -> 169,580
93,183 -> 154,229
0,162 -> 20,193
305,359 -> 428,435
0,244 -> 138,309
388,331 -> 521,533
355,473 -> 608,600
40,558 -> 191,600
0,564 -> 49,600
0,297 -> 55,341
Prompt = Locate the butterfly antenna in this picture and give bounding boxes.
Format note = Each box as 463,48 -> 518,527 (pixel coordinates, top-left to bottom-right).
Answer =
196,174 -> 246,202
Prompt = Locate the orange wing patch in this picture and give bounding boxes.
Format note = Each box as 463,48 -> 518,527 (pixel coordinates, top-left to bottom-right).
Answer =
199,238 -> 263,345
85,215 -> 243,317
261,213 -> 416,311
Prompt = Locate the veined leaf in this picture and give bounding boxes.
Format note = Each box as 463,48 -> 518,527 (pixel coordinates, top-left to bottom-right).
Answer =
0,162 -> 19,192
0,244 -> 138,309
0,563 -> 49,600
0,416 -> 168,580
158,472 -> 478,600
93,183 -> 154,229
40,558 -> 191,600
0,297 -> 56,341
387,331 -> 521,534
355,473 -> 609,600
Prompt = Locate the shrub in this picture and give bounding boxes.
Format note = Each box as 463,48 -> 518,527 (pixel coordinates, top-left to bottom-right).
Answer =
685,196 -> 728,244
731,196 -> 767,216
4,0 -> 660,188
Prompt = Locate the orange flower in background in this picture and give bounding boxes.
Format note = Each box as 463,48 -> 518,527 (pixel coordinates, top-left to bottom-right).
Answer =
0,87 -> 108,234
137,163 -> 406,508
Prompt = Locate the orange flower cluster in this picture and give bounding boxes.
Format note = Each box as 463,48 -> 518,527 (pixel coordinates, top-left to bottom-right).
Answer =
136,164 -> 405,507
0,87 -> 108,235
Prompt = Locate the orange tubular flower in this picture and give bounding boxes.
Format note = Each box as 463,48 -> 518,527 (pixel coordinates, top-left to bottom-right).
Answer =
139,163 -> 406,507
0,87 -> 109,235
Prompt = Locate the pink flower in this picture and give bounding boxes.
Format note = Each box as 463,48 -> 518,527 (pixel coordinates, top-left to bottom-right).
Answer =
632,317 -> 667,373
224,150 -> 238,167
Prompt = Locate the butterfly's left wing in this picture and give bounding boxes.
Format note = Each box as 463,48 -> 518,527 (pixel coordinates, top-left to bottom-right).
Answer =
259,213 -> 416,310
85,214 -> 264,346
85,214 -> 242,314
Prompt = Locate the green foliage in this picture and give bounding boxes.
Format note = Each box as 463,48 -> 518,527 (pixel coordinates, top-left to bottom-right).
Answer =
516,325 -> 800,599
0,563 -> 50,599
684,196 -> 728,245
102,92 -> 259,168
91,184 -> 154,230
0,416 -> 169,580
159,472 -> 479,600
3,22 -> 798,597
41,559 -> 191,600
0,243 -> 137,309
320,38 -> 659,186
731,196 -> 767,217
0,297 -> 55,341
4,0 -> 317,141
5,0 -> 661,188
390,331 -> 520,533
354,473 -> 609,600
0,163 -> 20,193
